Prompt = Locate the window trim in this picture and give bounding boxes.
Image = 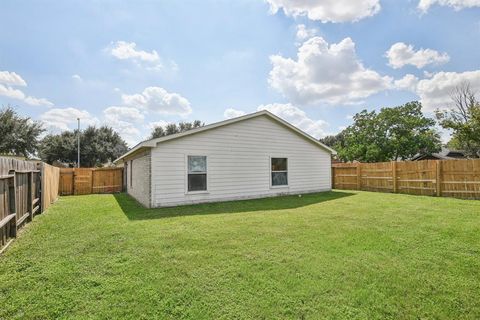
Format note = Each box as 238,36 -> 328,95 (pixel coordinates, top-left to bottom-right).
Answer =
270,156 -> 289,189
185,155 -> 209,194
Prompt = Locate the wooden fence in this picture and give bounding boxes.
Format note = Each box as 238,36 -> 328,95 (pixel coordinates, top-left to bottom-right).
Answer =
59,167 -> 123,195
0,157 -> 59,253
332,159 -> 480,199
41,163 -> 60,211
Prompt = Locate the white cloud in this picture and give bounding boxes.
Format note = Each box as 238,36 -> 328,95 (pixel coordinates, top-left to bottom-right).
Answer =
40,107 -> 98,132
103,106 -> 148,146
386,42 -> 450,69
418,0 -> 480,12
110,41 -> 159,62
394,74 -> 419,91
224,108 -> 246,119
103,106 -> 144,123
257,103 -> 329,138
0,71 -> 27,86
109,41 -> 169,72
122,86 -> 192,116
0,70 -> 53,107
266,0 -> 381,23
72,74 -> 82,82
0,84 -> 25,100
23,96 -> 54,107
0,84 -> 53,107
415,70 -> 480,111
296,24 -> 317,41
269,36 -> 392,105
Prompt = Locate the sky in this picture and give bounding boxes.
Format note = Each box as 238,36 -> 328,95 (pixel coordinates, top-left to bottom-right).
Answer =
1,0 -> 479,146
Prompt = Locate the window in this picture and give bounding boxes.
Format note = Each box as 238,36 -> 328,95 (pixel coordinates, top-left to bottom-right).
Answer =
188,156 -> 207,192
271,158 -> 288,186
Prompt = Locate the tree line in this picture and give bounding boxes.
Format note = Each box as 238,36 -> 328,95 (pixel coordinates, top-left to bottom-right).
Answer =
320,82 -> 480,162
0,109 -> 204,167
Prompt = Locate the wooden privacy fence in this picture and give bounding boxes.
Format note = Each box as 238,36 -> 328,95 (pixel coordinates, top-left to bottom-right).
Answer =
59,167 -> 123,195
332,159 -> 480,199
0,158 -> 59,253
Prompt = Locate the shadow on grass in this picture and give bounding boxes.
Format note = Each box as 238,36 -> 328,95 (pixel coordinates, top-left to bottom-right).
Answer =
114,191 -> 355,220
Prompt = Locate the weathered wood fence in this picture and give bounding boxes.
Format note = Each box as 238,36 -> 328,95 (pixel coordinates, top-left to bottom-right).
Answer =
0,158 -> 59,253
59,167 -> 123,195
332,159 -> 480,199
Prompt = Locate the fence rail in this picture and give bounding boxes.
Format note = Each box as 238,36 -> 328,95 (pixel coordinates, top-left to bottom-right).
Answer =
59,167 -> 123,196
332,159 -> 480,199
0,157 -> 59,253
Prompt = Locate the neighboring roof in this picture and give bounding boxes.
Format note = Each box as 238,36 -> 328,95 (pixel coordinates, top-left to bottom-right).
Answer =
115,110 -> 336,163
411,148 -> 466,161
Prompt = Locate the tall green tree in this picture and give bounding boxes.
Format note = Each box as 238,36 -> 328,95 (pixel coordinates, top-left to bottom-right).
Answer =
39,131 -> 77,165
319,132 -> 345,149
150,120 -> 204,139
337,101 -> 441,162
435,82 -> 480,157
0,106 -> 44,157
39,126 -> 128,167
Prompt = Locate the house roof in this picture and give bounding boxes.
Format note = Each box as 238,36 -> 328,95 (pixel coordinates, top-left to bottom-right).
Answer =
114,110 -> 336,163
411,147 -> 466,161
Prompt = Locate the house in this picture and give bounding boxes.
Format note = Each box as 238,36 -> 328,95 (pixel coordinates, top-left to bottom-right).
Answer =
411,148 -> 466,161
115,110 -> 336,207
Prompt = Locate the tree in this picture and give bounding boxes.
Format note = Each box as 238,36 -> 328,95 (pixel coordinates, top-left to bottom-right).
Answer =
150,120 -> 204,139
435,82 -> 480,157
39,131 -> 77,165
337,101 -> 441,162
150,126 -> 166,139
0,106 -> 44,157
39,126 -> 128,167
319,132 -> 345,149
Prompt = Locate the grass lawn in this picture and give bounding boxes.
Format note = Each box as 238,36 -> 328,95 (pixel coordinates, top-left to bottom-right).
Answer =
1,191 -> 480,319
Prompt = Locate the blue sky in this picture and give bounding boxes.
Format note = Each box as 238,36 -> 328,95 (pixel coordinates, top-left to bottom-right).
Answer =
1,0 -> 479,146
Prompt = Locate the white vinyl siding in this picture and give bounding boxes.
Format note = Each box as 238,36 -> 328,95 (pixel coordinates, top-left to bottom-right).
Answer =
150,115 -> 331,207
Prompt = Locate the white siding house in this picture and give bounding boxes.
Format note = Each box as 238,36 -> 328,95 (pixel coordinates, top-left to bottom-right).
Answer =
116,110 -> 336,207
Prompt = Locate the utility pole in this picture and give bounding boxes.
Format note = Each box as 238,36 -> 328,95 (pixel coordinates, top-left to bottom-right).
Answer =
77,118 -> 80,168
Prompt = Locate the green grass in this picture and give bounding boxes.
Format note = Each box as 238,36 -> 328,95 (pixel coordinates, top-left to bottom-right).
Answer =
1,191 -> 480,319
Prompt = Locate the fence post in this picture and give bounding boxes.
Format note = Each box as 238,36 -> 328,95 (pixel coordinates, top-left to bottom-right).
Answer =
356,163 -> 362,190
8,171 -> 17,236
39,163 -> 44,213
392,161 -> 397,193
436,160 -> 442,197
27,172 -> 33,222
8,176 -> 17,239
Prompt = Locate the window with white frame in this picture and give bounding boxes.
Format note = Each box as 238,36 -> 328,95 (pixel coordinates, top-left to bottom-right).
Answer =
271,158 -> 288,186
188,156 -> 207,192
